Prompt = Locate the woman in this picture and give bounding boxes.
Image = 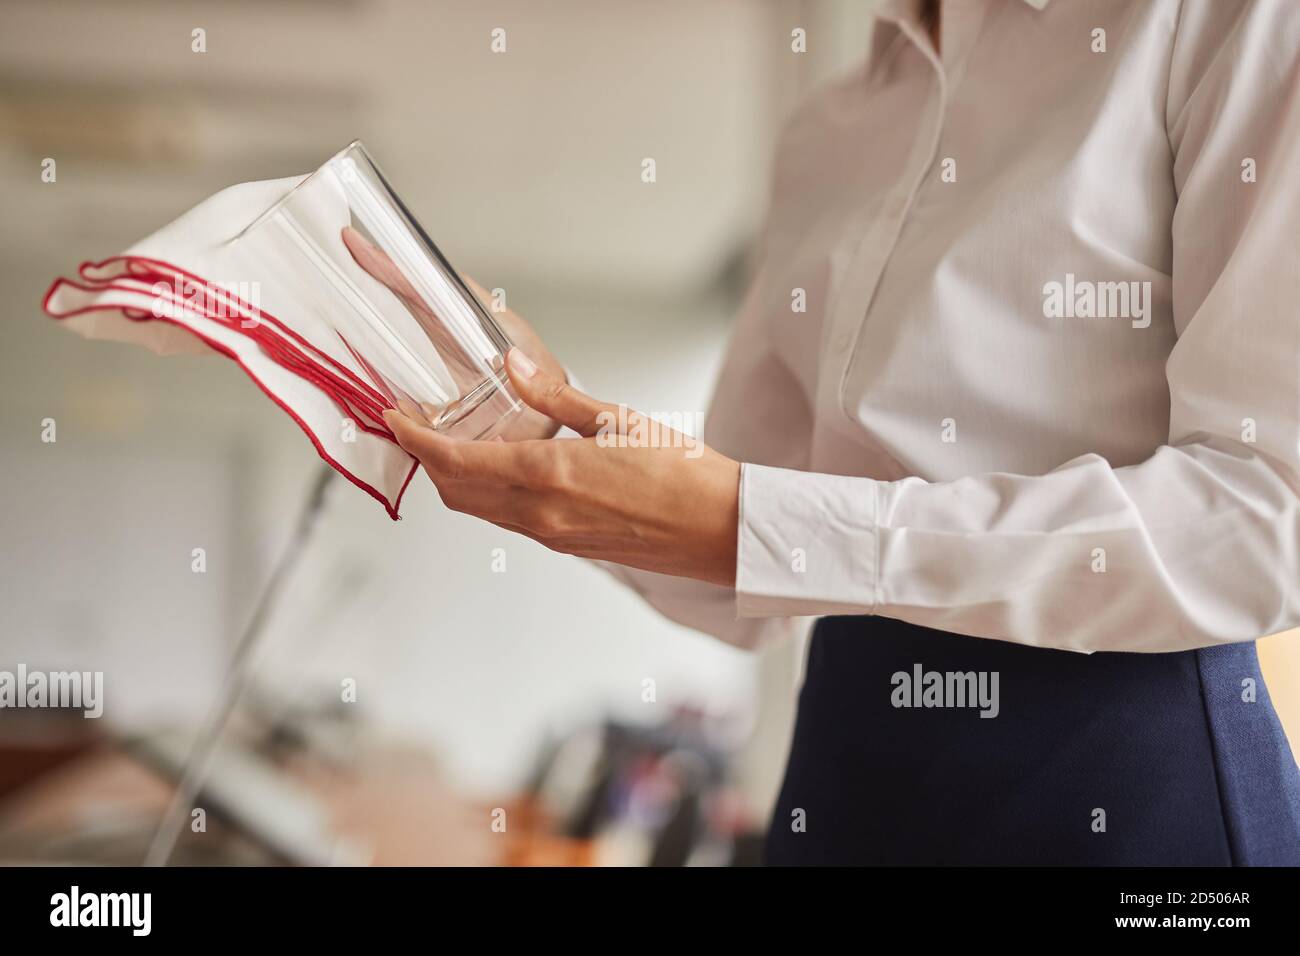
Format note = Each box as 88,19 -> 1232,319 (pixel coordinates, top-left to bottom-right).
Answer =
384,0 -> 1300,864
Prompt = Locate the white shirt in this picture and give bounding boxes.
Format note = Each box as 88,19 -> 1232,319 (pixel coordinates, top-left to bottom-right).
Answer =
604,0 -> 1300,654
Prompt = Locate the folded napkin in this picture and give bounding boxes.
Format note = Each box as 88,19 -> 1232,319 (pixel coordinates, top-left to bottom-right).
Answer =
43,177 -> 422,519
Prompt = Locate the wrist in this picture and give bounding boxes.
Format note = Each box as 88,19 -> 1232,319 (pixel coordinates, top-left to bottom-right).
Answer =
700,457 -> 741,587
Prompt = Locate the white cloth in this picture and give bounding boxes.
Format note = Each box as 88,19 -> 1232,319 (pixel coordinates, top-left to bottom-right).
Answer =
605,0 -> 1300,653
44,178 -> 419,518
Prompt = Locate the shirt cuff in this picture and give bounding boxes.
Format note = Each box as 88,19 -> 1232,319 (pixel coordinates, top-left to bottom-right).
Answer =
735,463 -> 880,618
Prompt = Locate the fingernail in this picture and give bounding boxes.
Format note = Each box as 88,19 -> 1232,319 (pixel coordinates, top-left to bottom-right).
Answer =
508,348 -> 538,379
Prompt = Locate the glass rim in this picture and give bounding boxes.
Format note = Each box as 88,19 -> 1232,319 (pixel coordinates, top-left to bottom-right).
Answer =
230,138 -> 370,242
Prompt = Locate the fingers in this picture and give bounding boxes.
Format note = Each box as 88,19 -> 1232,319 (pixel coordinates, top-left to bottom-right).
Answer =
342,226 -> 431,319
344,229 -> 514,395
343,227 -> 403,294
383,408 -> 545,486
504,348 -> 620,438
383,408 -> 573,539
396,396 -> 437,427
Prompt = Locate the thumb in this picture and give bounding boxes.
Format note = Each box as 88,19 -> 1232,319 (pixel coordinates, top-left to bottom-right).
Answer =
504,348 -> 615,438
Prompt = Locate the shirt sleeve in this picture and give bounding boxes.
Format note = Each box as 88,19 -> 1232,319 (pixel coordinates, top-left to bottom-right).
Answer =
736,1 -> 1300,653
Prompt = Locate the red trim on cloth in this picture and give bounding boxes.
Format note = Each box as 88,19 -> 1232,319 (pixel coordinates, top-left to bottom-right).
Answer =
87,256 -> 393,409
75,258 -> 395,426
42,264 -> 420,521
47,275 -> 390,434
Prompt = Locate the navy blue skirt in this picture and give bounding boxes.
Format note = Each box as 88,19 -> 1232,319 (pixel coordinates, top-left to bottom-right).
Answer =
765,615 -> 1300,865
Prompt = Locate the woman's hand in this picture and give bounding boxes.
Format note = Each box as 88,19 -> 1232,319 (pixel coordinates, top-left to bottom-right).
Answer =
342,227 -> 565,442
459,277 -> 567,441
382,349 -> 742,587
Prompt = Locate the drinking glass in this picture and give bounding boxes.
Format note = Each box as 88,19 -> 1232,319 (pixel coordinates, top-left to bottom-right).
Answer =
232,140 -> 521,440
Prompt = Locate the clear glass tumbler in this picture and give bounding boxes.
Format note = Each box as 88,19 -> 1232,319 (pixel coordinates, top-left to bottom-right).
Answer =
232,140 -> 521,440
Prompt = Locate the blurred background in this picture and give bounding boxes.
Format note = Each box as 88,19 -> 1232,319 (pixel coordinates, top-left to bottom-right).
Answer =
0,0 -> 1296,866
